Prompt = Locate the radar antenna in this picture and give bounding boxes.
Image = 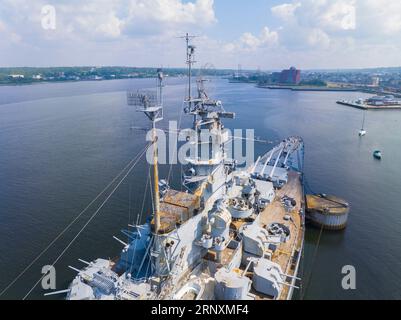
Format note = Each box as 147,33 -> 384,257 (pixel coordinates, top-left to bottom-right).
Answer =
178,33 -> 198,124
127,69 -> 164,234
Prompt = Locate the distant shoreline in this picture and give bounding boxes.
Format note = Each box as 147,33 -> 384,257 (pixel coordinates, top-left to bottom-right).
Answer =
0,67 -> 232,87
257,84 -> 358,92
0,77 -> 155,87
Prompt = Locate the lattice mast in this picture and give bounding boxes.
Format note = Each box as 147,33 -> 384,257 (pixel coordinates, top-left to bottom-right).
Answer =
127,69 -> 164,234
180,33 -> 197,126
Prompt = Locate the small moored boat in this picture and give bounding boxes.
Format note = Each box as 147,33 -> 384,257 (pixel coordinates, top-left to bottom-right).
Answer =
373,150 -> 382,160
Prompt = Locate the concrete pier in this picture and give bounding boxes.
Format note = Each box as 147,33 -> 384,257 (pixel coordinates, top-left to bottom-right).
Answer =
336,100 -> 401,110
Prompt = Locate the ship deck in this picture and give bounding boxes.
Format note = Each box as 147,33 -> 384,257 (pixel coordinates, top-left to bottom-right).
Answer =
255,170 -> 304,300
180,171 -> 305,301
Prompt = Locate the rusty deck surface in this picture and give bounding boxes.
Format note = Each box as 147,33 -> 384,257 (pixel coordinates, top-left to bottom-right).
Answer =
306,194 -> 349,215
257,171 -> 304,300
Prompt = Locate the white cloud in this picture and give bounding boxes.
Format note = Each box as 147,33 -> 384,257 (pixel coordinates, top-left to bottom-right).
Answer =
0,17 -> 22,45
267,0 -> 357,58
271,0 -> 401,37
357,0 -> 401,35
319,0 -> 356,31
271,2 -> 301,21
273,0 -> 356,31
1,0 -> 401,69
96,14 -> 122,38
307,28 -> 330,47
0,0 -> 217,66
228,27 -> 279,52
0,20 -> 5,32
239,33 -> 261,50
263,0 -> 401,68
0,0 -> 216,42
123,0 -> 216,33
260,27 -> 279,45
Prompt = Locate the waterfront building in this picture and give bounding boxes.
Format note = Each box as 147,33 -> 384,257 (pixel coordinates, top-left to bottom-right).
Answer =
371,76 -> 380,87
281,67 -> 301,84
366,95 -> 401,106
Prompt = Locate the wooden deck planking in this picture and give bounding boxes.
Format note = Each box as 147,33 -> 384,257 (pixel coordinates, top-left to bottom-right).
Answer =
258,171 -> 304,300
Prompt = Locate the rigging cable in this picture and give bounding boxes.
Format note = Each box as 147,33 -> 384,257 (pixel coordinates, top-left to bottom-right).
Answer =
301,222 -> 324,300
137,164 -> 152,225
22,143 -> 151,300
128,183 -> 132,235
300,169 -> 325,299
127,163 -> 152,272
167,86 -> 187,185
0,142 -> 151,298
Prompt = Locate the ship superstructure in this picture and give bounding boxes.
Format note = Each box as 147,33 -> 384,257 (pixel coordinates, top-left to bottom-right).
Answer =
66,35 -> 305,301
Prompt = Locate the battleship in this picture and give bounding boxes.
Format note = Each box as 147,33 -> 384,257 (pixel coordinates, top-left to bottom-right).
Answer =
65,35 -> 306,301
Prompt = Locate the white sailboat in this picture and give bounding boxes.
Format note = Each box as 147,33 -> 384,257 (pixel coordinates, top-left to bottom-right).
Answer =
359,109 -> 367,137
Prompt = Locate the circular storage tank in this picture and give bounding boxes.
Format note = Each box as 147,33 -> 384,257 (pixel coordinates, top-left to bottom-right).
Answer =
306,194 -> 350,230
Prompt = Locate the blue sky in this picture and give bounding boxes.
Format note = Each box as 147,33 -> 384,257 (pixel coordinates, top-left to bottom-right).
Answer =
1,0 -> 401,69
213,0 -> 278,40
